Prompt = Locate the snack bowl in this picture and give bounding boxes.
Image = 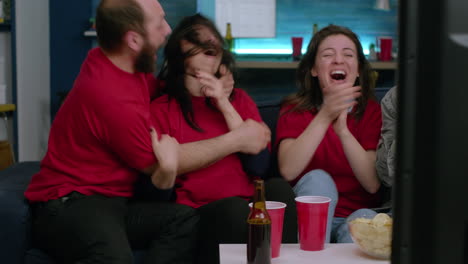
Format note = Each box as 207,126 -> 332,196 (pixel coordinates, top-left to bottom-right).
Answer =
348,213 -> 392,259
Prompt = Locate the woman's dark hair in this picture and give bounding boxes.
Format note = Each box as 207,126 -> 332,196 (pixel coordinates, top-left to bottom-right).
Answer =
284,25 -> 375,119
158,13 -> 235,131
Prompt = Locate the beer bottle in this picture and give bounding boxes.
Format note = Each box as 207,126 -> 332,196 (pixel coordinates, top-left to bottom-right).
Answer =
247,179 -> 271,264
313,23 -> 319,35
225,22 -> 235,53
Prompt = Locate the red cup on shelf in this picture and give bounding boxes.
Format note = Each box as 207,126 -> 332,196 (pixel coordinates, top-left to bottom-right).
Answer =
377,36 -> 393,61
291,37 -> 303,60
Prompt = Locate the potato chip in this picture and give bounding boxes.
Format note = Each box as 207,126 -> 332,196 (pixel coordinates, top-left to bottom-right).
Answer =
372,213 -> 392,227
348,213 -> 392,259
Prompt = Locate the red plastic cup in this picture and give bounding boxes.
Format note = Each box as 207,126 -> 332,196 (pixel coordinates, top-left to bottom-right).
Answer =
291,37 -> 303,59
377,36 -> 392,61
249,201 -> 286,258
295,196 -> 331,251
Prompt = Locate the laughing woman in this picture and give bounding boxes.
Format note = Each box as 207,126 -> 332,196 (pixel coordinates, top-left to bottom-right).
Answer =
149,14 -> 297,264
276,25 -> 383,243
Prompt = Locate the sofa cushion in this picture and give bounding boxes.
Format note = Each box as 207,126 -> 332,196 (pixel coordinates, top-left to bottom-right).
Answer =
257,99 -> 281,141
257,100 -> 282,179
0,162 -> 40,264
0,162 -> 156,264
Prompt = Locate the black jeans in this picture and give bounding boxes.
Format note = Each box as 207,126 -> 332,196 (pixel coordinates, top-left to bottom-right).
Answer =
195,177 -> 297,264
32,192 -> 199,264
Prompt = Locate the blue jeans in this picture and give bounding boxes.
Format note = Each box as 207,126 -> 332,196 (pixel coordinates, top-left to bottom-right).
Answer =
293,169 -> 377,243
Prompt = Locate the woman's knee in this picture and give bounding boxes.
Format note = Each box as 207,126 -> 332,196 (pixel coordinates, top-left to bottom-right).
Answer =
346,208 -> 377,222
293,169 -> 338,203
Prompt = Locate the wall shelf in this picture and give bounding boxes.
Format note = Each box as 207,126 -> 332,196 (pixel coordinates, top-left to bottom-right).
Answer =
83,30 -> 96,37
236,60 -> 397,70
0,104 -> 16,113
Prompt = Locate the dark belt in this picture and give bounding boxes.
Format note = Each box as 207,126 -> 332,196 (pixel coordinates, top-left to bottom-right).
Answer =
33,191 -> 85,209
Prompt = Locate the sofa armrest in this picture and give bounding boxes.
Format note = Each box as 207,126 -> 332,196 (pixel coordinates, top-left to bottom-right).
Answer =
0,162 -> 40,264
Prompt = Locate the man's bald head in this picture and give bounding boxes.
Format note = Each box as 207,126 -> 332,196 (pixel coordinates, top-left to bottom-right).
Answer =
96,0 -> 146,53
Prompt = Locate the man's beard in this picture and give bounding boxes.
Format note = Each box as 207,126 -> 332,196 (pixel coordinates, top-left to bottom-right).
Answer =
135,40 -> 157,73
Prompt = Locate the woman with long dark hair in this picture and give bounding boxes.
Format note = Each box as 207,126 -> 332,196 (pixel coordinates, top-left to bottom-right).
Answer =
150,14 -> 297,264
276,25 -> 383,243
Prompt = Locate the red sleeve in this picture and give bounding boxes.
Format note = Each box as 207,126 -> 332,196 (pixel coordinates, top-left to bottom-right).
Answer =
232,89 -> 271,150
232,88 -> 263,122
95,97 -> 156,171
358,100 -> 383,150
275,104 -> 310,147
149,96 -> 172,136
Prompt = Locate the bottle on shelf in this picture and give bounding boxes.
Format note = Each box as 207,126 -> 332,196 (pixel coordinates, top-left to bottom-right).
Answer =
369,43 -> 377,61
247,179 -> 271,264
312,23 -> 319,36
225,22 -> 235,53
2,0 -> 10,22
89,18 -> 96,30
0,1 -> 4,24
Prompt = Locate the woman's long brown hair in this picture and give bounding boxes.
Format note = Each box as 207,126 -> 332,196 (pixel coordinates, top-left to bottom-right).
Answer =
158,14 -> 236,131
283,25 -> 376,119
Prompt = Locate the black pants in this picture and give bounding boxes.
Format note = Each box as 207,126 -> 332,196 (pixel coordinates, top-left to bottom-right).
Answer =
195,177 -> 297,264
32,192 -> 199,264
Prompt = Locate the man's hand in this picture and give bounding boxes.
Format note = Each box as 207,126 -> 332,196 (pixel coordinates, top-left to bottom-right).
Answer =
233,119 -> 271,154
150,128 -> 179,189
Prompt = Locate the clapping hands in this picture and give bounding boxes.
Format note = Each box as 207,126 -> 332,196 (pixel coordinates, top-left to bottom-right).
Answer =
320,83 -> 361,136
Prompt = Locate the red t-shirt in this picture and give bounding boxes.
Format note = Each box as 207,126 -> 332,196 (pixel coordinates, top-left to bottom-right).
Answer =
25,48 -> 158,202
150,89 -> 262,208
276,101 -> 382,217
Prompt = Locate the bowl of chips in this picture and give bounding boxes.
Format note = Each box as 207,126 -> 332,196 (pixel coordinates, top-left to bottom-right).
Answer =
348,213 -> 392,259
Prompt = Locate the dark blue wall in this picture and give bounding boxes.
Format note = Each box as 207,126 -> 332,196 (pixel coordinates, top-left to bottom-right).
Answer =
91,0 -> 197,70
49,0 -> 197,118
49,1 -> 92,118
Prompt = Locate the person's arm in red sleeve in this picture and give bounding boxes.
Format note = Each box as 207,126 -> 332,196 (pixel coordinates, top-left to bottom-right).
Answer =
336,101 -> 382,194
168,74 -> 271,175
91,89 -> 156,172
233,89 -> 271,179
134,101 -> 177,201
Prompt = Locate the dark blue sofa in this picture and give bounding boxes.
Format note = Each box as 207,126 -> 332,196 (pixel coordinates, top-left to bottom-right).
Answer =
0,101 -> 282,264
0,161 -> 151,264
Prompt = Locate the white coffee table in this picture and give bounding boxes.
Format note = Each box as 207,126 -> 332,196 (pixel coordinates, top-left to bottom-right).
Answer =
219,243 -> 390,264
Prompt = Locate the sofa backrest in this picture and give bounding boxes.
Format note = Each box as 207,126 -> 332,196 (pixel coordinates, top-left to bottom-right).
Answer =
257,100 -> 282,179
